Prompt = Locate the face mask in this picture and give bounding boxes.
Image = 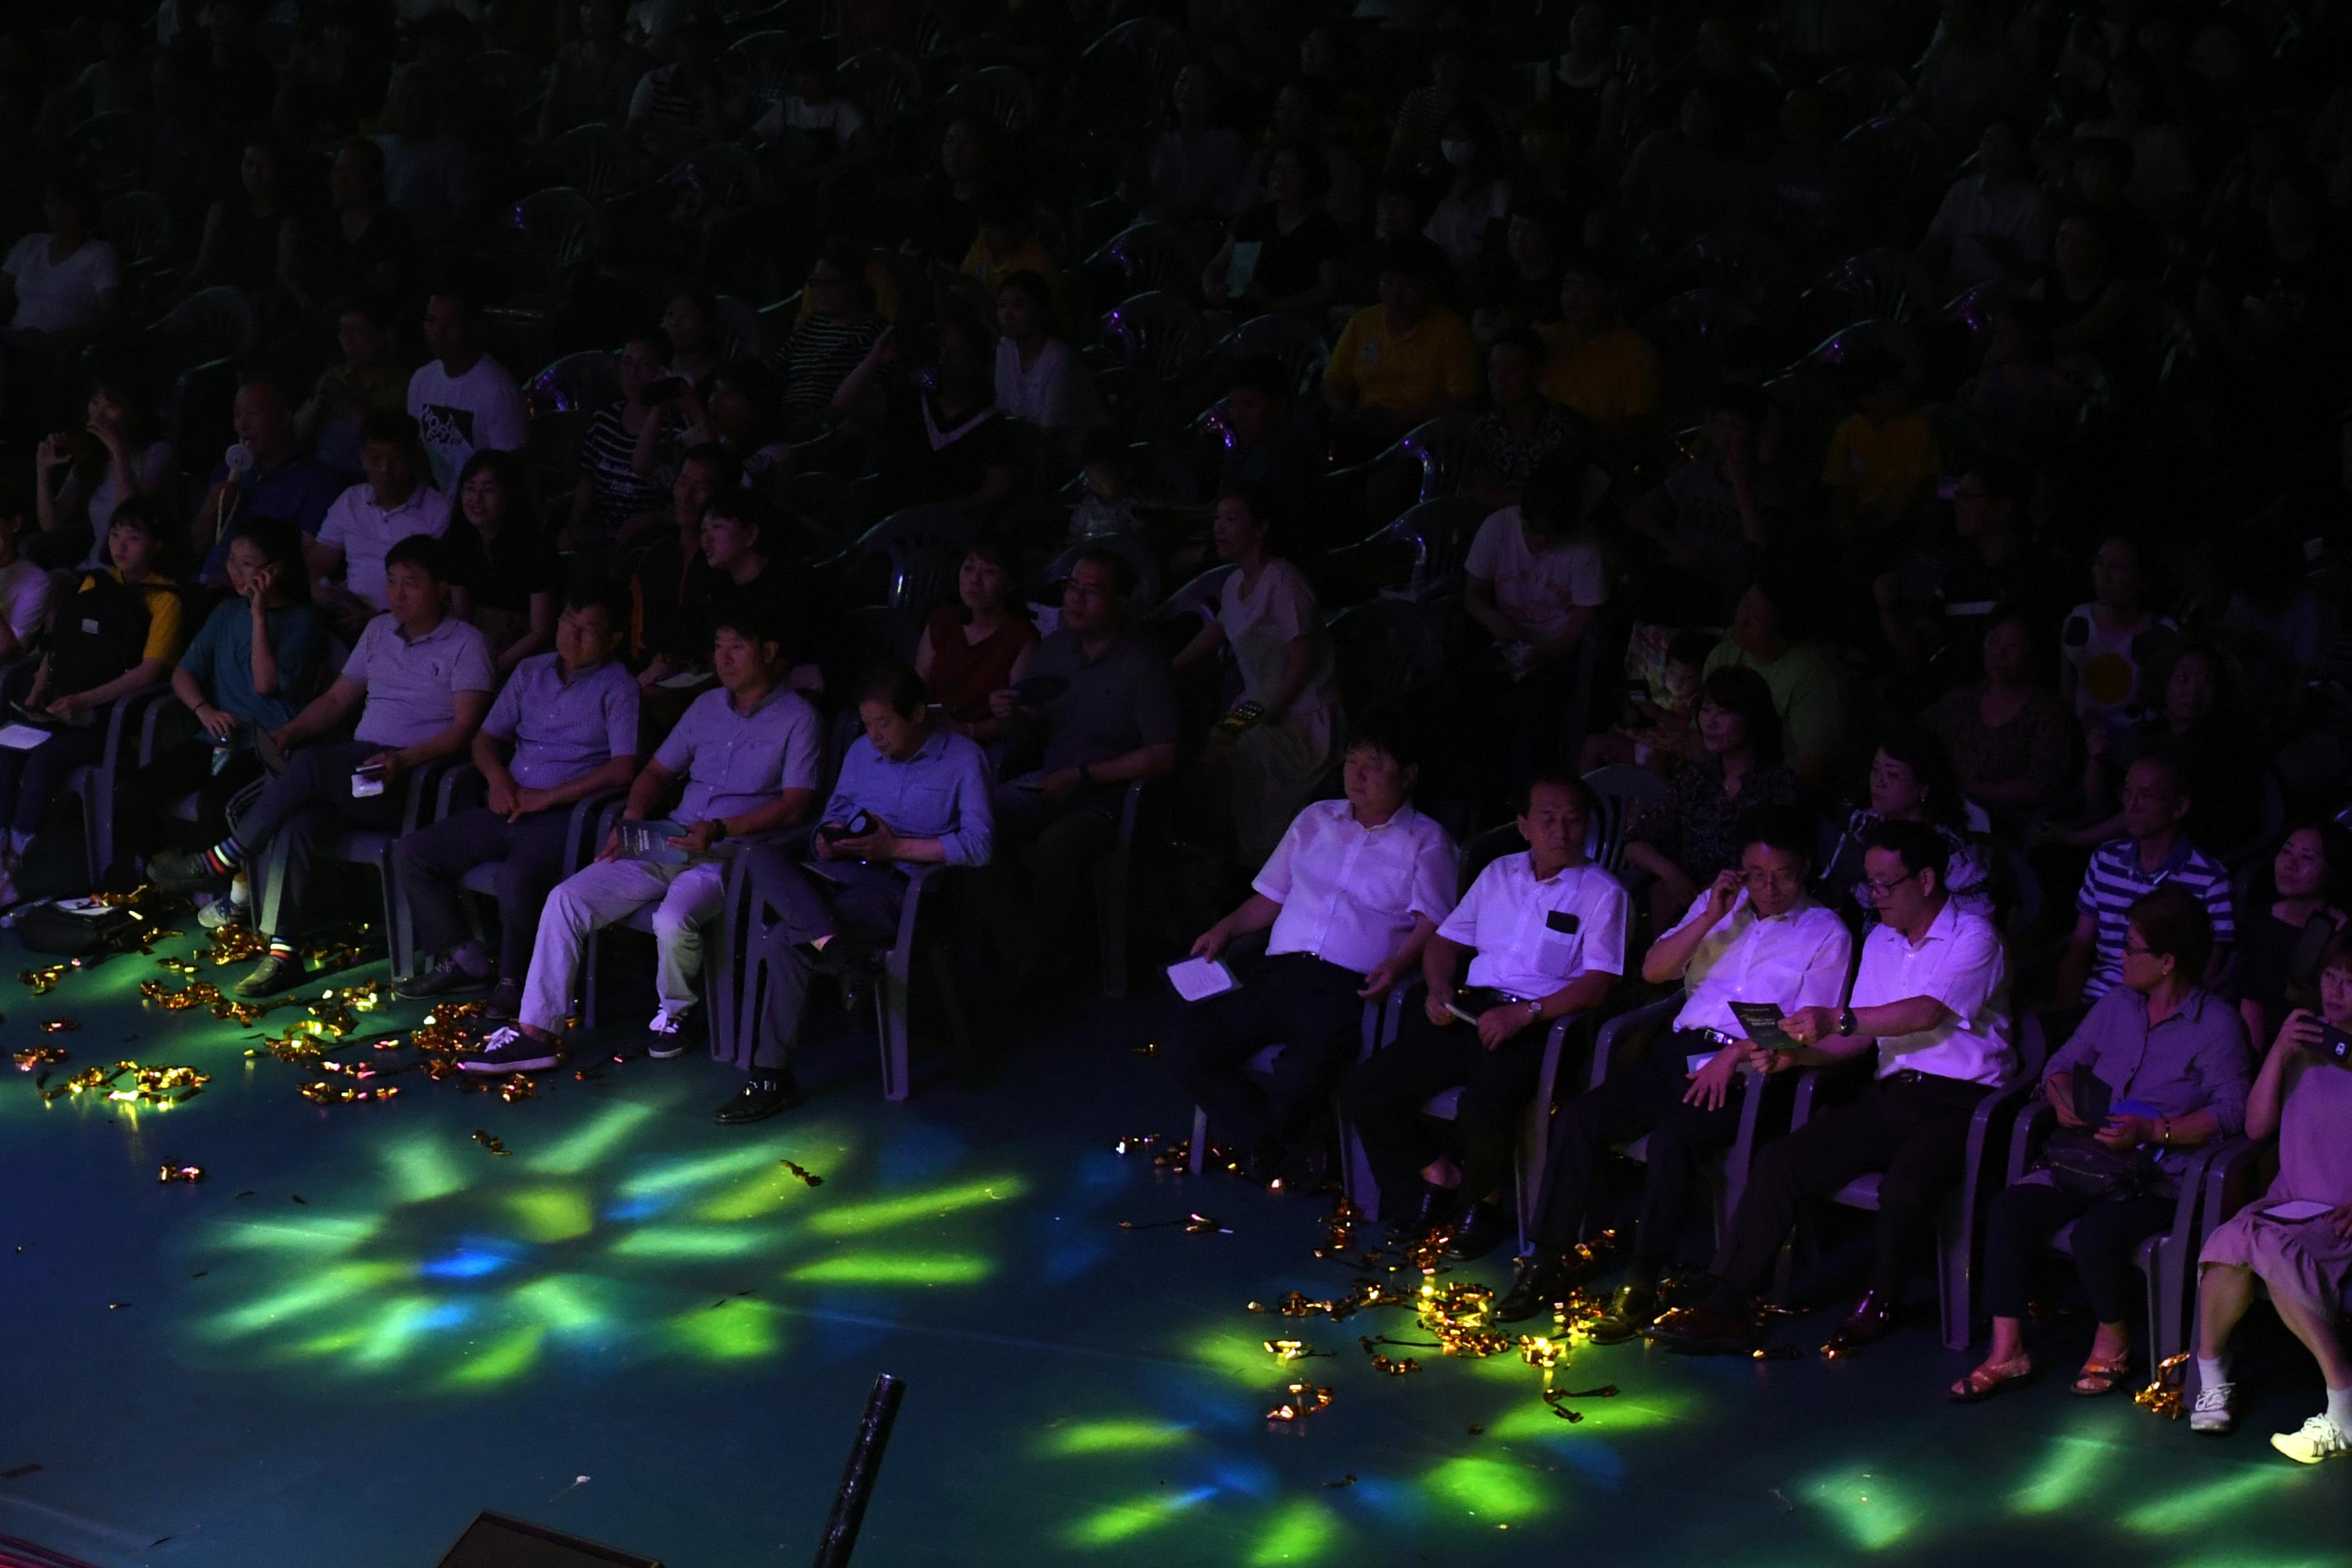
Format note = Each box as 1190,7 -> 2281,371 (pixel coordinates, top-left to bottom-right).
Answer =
1440,139 -> 1476,168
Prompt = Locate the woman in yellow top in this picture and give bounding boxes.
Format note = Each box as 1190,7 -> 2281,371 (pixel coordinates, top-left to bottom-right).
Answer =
0,495 -> 188,902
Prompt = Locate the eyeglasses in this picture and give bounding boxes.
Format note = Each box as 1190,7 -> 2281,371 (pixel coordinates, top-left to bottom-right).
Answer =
2122,937 -> 2156,959
1862,869 -> 1923,897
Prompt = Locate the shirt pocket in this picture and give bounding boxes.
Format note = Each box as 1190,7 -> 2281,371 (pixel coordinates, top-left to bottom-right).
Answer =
1534,906 -> 1585,978
886,781 -> 954,838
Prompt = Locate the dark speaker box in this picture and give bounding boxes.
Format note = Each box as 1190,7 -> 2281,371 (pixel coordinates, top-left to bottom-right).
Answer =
435,1511 -> 663,1567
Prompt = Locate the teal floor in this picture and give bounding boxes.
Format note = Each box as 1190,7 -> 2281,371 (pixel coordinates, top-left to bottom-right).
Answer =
2,921 -> 2348,1568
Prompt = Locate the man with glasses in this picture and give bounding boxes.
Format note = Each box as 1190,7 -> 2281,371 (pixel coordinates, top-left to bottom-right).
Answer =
2055,754 -> 2234,1011
1648,818 -> 2013,1356
982,550 -> 1178,992
1499,807 -> 1851,1331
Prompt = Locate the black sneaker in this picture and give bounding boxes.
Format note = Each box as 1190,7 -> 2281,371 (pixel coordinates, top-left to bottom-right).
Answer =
233,952 -> 304,998
1496,1254 -> 1570,1322
458,1026 -> 564,1073
395,957 -> 493,1001
713,1073 -> 803,1124
644,1004 -> 699,1059
152,848 -> 229,894
1384,1182 -> 1461,1243
484,978 -> 523,1021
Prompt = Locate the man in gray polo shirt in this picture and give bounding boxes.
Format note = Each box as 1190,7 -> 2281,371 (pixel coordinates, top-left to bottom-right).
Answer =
392,580 -> 643,1015
983,549 -> 1178,986
461,607 -> 822,1071
154,534 -> 495,997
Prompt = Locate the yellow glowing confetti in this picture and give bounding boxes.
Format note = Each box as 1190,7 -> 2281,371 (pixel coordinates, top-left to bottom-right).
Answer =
157,1164 -> 206,1184
13,1045 -> 67,1070
1264,1382 -> 1333,1422
39,1019 -> 79,1034
2135,1351 -> 2191,1420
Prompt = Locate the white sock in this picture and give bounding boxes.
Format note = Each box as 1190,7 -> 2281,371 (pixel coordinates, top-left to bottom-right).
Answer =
2197,1357 -> 2228,1389
2328,1384 -> 2352,1431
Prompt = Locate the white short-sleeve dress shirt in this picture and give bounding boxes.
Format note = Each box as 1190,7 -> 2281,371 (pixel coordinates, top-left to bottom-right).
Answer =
1438,851 -> 1629,999
1255,799 -> 1459,976
1851,896 -> 2014,1084
1669,890 -> 1854,1067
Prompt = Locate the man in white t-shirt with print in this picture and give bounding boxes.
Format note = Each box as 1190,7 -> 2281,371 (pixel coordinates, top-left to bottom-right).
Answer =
407,286 -> 530,493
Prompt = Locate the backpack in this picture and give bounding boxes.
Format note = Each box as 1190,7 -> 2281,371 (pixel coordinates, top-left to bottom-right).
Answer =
46,573 -> 167,699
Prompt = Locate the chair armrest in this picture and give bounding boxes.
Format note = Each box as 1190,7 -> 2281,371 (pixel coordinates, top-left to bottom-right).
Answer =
397,756 -> 469,833
138,691 -> 201,767
1959,1073 -> 2037,1239
435,763 -> 485,817
98,681 -> 175,770
1116,776 -> 1147,841
571,789 -> 631,871
2157,1135 -> 2249,1248
1587,991 -> 1683,1092
1363,976 -> 1424,1060
2195,1135 -> 2274,1239
2005,1088 -> 2059,1186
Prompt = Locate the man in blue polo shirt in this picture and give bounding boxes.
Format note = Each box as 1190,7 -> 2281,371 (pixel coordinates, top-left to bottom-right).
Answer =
716,662 -> 994,1124
153,533 -> 495,996
392,581 -> 642,1015
189,372 -> 343,585
2056,754 -> 2235,1008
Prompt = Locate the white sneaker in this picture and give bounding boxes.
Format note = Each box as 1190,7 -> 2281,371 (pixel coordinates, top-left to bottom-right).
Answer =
2190,1382 -> 2235,1434
2270,1414 -> 2352,1465
644,1004 -> 697,1059
198,874 -> 251,930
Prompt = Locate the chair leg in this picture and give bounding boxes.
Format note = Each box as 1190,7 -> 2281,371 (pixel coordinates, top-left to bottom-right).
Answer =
1939,1202 -> 1970,1351
929,946 -> 971,1058
375,850 -> 407,983
582,929 -> 601,1030
1094,853 -> 1128,1000
877,953 -> 913,1103
1340,1116 -> 1379,1224
1188,1106 -> 1208,1175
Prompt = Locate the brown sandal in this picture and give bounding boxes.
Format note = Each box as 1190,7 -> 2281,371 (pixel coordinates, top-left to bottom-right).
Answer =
2072,1353 -> 2134,1396
1948,1356 -> 2035,1404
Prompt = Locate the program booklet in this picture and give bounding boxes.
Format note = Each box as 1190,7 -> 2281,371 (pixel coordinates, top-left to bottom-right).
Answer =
1729,1001 -> 1801,1052
1166,957 -> 1239,1003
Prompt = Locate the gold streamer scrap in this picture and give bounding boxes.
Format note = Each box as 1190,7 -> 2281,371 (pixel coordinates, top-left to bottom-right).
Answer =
13,1046 -> 67,1070
472,1130 -> 511,1156
1265,1382 -> 1333,1422
157,1164 -> 205,1184
2135,1351 -> 2192,1420
779,1160 -> 825,1186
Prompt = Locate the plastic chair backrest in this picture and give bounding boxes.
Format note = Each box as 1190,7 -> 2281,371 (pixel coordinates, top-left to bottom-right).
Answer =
946,66 -> 1039,134
544,122 -> 642,205
529,349 -> 622,415
1325,598 -> 1442,715
1098,291 -> 1208,380
1582,763 -> 1670,874
1393,413 -> 1482,503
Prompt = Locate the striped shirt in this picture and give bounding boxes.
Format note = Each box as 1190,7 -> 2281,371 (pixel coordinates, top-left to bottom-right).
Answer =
579,402 -> 681,548
2076,835 -> 2235,1002
769,312 -> 885,418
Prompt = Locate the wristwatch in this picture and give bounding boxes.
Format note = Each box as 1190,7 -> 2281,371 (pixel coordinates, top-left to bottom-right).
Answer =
1837,1006 -> 1857,1037
1524,997 -> 1544,1023
710,819 -> 729,843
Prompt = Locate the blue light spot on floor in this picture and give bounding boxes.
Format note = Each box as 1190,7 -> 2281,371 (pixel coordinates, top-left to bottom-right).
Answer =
1207,1458 -> 1278,1498
1043,1240 -> 1108,1282
602,1195 -> 669,1222
415,1302 -> 473,1330
421,1248 -> 511,1279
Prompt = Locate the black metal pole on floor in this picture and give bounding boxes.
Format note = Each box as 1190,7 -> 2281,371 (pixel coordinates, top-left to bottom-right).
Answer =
810,1373 -> 906,1568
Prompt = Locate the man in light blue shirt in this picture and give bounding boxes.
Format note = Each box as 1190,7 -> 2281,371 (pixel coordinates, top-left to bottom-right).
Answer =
721,663 -> 994,1124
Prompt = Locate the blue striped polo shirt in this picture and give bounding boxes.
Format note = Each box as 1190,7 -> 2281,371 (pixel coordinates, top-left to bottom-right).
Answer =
2076,835 -> 2235,1001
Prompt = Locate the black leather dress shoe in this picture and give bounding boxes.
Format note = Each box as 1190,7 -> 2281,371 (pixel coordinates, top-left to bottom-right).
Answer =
1821,1289 -> 1897,1354
1643,1304 -> 1758,1355
1496,1254 -> 1569,1322
712,1073 -> 803,1125
1443,1201 -> 1511,1260
1586,1284 -> 1661,1344
1384,1183 -> 1460,1242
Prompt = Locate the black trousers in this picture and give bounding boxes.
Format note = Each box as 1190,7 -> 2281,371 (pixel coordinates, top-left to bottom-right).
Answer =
117,740 -> 265,860
983,782 -> 1119,967
1983,1180 -> 2176,1324
1709,1070 -> 1985,1308
1165,952 -> 1369,1153
741,845 -> 906,1071
235,741 -> 404,940
1530,1030 -> 1747,1262
0,724 -> 104,838
1341,1003 -> 1552,1212
391,807 -> 578,979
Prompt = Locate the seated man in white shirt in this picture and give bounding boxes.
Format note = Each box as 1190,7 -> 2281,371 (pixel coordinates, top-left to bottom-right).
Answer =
1499,807 -> 1851,1331
1171,713 -> 1460,1186
304,410 -> 452,633
1341,772 -> 1630,1260
1648,819 -> 2015,1356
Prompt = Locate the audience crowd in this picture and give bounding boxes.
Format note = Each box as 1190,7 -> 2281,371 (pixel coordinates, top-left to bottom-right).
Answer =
0,0 -> 2347,1467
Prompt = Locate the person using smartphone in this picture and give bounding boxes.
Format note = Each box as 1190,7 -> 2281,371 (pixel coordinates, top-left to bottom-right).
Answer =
2190,929 -> 2352,1462
119,520 -> 321,911
1953,888 -> 2249,1402
1499,807 -> 1849,1334
1649,819 -> 2014,1357
151,534 -> 492,996
716,663 -> 992,1124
